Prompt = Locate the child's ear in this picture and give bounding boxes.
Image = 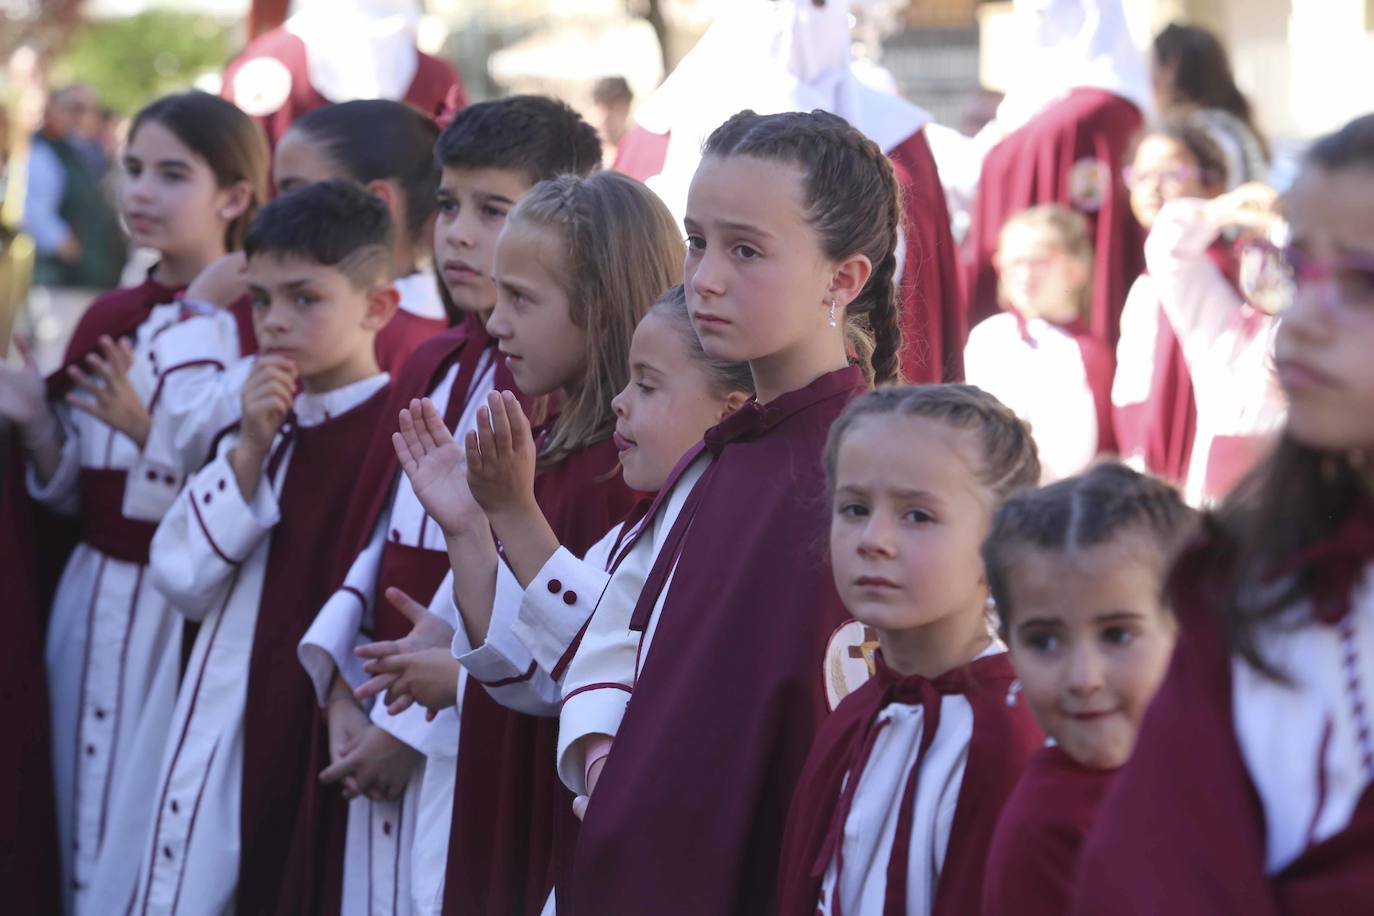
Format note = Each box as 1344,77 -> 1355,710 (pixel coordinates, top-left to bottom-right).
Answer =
366,179 -> 402,223
362,281 -> 400,331
828,253 -> 873,310
217,180 -> 254,224
718,389 -> 750,420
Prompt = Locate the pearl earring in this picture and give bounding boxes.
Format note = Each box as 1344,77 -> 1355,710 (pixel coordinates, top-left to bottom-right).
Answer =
828,298 -> 838,328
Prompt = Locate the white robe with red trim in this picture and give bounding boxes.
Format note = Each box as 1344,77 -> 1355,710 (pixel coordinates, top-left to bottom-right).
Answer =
130,372 -> 387,916
27,300 -> 212,916
1145,198 -> 1286,505
297,353 -> 495,916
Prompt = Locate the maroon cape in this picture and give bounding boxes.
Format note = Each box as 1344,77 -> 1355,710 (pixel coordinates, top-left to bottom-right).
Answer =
776,651 -> 1041,916
374,308 -> 451,380
982,746 -> 1114,916
965,88 -> 1145,352
613,127 -> 964,383
569,366 -> 867,915
1072,522 -> 1374,915
222,28 -> 464,148
237,385 -> 390,916
443,436 -> 637,916
0,433 -> 61,915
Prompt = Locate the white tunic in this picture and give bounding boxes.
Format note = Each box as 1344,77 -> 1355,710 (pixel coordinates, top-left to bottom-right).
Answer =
26,300 -> 216,916
1111,272 -> 1164,471
817,642 -> 1006,916
131,371 -> 388,916
963,312 -> 1098,482
1233,566 -> 1374,874
298,353 -> 494,916
1145,198 -> 1287,506
554,456 -> 708,795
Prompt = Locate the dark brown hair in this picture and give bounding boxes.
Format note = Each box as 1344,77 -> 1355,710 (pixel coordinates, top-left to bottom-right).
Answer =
649,284 -> 754,399
824,384 -> 1041,500
1209,113 -> 1374,676
983,462 -> 1197,635
129,91 -> 270,252
1130,113 -> 1230,190
702,109 -> 904,386
1152,23 -> 1270,159
508,171 -> 683,469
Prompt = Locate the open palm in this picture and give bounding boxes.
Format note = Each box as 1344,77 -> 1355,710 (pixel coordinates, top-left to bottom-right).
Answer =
392,397 -> 486,537
0,336 -> 50,427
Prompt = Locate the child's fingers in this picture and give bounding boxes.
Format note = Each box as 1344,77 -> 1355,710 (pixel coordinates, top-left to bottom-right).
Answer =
572,795 -> 589,821
412,398 -> 440,453
65,366 -> 106,400
13,333 -> 36,369
392,431 -> 418,476
502,390 -> 531,447
384,587 -> 429,625
419,398 -> 456,449
386,694 -> 416,717
354,638 -> 404,660
425,707 -> 438,722
464,429 -> 482,477
352,672 -> 399,701
487,391 -> 513,458
396,406 -> 427,465
319,752 -> 359,785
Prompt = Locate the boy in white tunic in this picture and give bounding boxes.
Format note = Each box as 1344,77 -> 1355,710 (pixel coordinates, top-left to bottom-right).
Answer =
133,180 -> 398,916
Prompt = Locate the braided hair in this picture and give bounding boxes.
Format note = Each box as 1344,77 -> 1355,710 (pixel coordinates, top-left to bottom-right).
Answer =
982,463 -> 1197,635
824,384 -> 1041,501
506,171 -> 683,470
702,109 -> 904,386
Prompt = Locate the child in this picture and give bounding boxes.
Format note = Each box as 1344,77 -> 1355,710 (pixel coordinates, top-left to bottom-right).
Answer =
562,109 -> 902,915
979,463 -> 1194,916
0,90 -> 268,915
368,283 -> 750,751
130,180 -> 397,916
275,98 -> 447,371
1144,179 -> 1287,505
1113,117 -> 1228,483
1073,113 -> 1374,914
775,384 -> 1044,916
964,205 -> 1115,482
295,95 -> 603,916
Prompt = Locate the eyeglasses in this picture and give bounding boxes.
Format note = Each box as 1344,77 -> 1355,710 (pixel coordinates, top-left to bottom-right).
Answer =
1122,164 -> 1202,193
1278,244 -> 1374,312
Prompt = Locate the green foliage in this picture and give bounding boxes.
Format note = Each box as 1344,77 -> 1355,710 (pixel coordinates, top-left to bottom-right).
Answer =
52,9 -> 232,115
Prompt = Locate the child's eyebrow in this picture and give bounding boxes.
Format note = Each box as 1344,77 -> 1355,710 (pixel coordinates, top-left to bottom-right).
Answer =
717,219 -> 774,239
1093,610 -> 1148,624
476,192 -> 516,207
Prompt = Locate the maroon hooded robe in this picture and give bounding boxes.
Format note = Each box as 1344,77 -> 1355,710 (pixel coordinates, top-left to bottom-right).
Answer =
981,746 -> 1115,916
965,88 -> 1145,352
569,366 -> 867,915
776,651 -> 1041,916
1072,517 -> 1374,915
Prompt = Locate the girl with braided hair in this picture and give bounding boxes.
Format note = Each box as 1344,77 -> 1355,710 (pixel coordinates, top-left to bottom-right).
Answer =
560,108 -> 902,914
775,384 -> 1044,916
980,462 -> 1195,916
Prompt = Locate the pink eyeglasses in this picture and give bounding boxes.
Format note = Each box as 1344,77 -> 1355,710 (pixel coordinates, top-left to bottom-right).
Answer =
1280,245 -> 1374,310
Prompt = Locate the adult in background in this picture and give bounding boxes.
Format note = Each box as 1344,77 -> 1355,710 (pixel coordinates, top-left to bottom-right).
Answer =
22,85 -> 126,313
593,75 -> 634,156
963,0 -> 1151,353
223,0 -> 464,148
612,0 -> 966,383
1152,22 -> 1269,187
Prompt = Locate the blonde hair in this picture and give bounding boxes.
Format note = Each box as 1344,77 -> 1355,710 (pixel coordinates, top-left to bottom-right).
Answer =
508,171 -> 683,469
997,204 -> 1094,322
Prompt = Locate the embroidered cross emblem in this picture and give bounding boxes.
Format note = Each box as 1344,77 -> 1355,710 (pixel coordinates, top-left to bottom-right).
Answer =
847,626 -> 881,676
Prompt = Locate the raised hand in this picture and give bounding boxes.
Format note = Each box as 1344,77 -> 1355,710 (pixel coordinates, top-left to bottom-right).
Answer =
466,390 -> 539,523
354,587 -> 456,703
392,397 -> 486,538
66,335 -> 151,446
239,354 -> 297,457
0,335 -> 53,430
185,251 -> 249,309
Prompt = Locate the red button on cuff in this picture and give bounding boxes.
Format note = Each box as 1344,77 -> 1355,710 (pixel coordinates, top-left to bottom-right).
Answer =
547,579 -> 562,594
563,591 -> 578,605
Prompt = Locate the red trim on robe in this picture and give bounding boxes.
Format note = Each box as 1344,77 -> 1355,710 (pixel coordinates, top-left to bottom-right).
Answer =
1072,522 -> 1374,915
442,437 -> 638,916
981,746 -> 1115,916
237,384 -> 391,916
964,88 -> 1145,353
570,367 -> 868,915
776,652 -> 1041,916
46,271 -> 183,400
221,28 -> 464,149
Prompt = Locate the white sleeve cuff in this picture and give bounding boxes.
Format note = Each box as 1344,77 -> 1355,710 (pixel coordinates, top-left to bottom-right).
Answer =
25,413 -> 81,510
557,684 -> 632,795
298,588 -> 371,705
184,453 -> 279,563
510,546 -> 610,679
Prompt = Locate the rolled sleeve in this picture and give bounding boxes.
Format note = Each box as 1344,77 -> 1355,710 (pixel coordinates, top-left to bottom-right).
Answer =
557,685 -> 633,795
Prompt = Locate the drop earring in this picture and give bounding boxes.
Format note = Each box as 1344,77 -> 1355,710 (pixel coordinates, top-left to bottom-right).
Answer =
828,298 -> 838,328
